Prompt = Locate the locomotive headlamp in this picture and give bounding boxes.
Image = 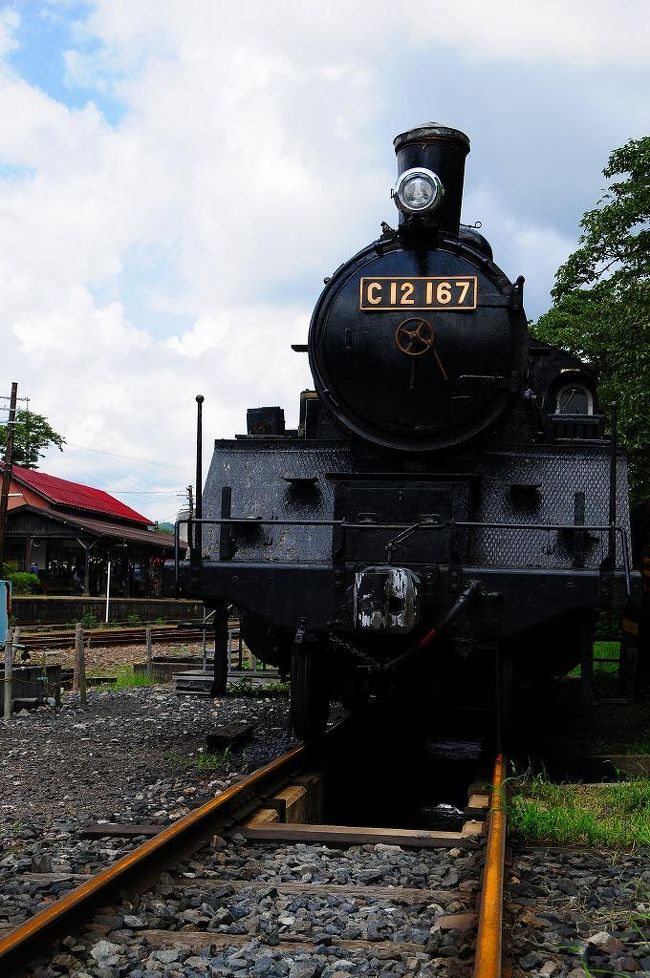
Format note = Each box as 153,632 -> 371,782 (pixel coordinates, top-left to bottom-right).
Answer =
393,167 -> 444,216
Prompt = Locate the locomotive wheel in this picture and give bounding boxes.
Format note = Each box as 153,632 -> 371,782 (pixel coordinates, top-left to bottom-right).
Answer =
290,644 -> 329,741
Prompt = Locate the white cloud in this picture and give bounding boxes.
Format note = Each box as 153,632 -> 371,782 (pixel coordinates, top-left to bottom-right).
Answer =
81,1 -> 650,71
0,1 -> 648,521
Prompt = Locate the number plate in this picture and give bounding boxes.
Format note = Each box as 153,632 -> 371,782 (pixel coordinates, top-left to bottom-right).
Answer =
359,276 -> 477,311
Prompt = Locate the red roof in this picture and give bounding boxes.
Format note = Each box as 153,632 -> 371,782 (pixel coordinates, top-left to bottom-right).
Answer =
11,465 -> 152,526
34,509 -> 175,548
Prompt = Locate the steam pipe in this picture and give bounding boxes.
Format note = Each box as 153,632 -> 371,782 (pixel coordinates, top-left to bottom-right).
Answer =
379,580 -> 481,678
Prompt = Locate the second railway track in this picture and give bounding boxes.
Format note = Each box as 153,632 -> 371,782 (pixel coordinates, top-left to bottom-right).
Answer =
0,715 -> 507,978
16,625 -> 208,650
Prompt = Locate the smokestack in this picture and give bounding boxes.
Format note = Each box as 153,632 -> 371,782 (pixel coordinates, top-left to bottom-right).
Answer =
393,124 -> 470,236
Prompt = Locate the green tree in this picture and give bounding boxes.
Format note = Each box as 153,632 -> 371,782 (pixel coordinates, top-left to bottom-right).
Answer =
533,135 -> 650,506
0,410 -> 66,468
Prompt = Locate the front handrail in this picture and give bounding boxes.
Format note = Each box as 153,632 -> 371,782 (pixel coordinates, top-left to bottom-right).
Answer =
174,517 -> 633,597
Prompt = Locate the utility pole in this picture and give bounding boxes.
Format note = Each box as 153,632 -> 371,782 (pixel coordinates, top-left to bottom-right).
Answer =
0,382 -> 18,578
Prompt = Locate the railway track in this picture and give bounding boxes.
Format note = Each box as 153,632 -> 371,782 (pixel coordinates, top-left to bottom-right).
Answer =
17,625 -> 206,650
0,717 -> 507,978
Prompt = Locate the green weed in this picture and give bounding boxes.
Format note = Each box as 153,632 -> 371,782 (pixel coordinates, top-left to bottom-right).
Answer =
163,748 -> 231,773
194,748 -> 231,771
164,749 -> 191,772
78,611 -> 100,630
567,641 -> 622,697
508,769 -> 650,847
95,665 -> 161,690
226,678 -> 289,697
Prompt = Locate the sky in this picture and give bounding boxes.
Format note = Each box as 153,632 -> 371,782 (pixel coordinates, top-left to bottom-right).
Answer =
0,1 -> 648,524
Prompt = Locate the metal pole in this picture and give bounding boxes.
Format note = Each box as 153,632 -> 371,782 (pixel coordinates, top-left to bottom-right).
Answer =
0,382 -> 18,577
146,626 -> 153,678
105,560 -> 111,623
73,623 -> 82,692
3,631 -> 13,721
194,395 -> 204,561
73,623 -> 87,706
201,611 -> 207,674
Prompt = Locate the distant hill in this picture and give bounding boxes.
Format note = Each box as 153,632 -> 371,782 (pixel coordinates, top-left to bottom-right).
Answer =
157,521 -> 175,535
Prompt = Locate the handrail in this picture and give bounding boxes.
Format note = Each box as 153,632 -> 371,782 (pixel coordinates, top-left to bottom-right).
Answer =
174,516 -> 633,597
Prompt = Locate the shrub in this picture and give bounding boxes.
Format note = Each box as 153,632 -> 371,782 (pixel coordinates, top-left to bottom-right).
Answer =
5,571 -> 40,594
78,611 -> 100,629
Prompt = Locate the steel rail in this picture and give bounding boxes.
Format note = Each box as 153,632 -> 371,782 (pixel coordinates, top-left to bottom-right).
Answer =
0,741 -> 309,973
20,626 -> 203,649
473,753 -> 507,978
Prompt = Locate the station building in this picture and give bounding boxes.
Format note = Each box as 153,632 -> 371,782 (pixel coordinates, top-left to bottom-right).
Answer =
2,465 -> 176,597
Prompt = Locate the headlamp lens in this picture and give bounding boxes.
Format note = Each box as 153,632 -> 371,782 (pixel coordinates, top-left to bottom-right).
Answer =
403,175 -> 434,208
394,168 -> 444,216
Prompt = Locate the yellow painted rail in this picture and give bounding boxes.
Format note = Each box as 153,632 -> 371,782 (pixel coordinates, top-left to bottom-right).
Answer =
474,753 -> 507,978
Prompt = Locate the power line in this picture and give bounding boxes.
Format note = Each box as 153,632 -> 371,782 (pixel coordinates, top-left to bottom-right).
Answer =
102,490 -> 187,496
63,442 -> 186,470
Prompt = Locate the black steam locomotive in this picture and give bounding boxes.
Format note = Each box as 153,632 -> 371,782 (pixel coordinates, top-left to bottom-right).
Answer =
176,124 -> 633,739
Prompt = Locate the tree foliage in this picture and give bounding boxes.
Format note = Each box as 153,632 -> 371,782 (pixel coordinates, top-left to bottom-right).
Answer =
0,409 -> 66,468
532,135 -> 650,505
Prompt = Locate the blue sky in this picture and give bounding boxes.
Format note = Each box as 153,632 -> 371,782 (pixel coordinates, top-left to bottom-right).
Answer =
7,2 -> 124,121
0,1 -> 648,522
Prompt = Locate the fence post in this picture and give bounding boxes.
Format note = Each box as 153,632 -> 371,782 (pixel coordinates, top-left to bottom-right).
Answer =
4,631 -> 14,721
74,623 -> 87,706
146,626 -> 153,678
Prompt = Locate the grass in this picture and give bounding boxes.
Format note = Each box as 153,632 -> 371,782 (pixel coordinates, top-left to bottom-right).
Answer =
194,748 -> 231,771
508,769 -> 650,847
94,664 -> 161,690
568,641 -> 622,698
164,747 -> 233,773
226,678 -> 289,697
568,641 -> 621,676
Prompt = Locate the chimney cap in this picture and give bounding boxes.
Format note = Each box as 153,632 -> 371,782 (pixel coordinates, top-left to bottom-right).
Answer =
393,124 -> 470,153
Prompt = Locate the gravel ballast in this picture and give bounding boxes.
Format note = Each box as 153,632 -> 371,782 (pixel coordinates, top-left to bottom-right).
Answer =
508,846 -> 650,977
0,682 -> 295,935
27,838 -> 483,977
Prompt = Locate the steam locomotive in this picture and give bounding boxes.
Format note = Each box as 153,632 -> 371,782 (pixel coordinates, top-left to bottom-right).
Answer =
176,124 -> 633,740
